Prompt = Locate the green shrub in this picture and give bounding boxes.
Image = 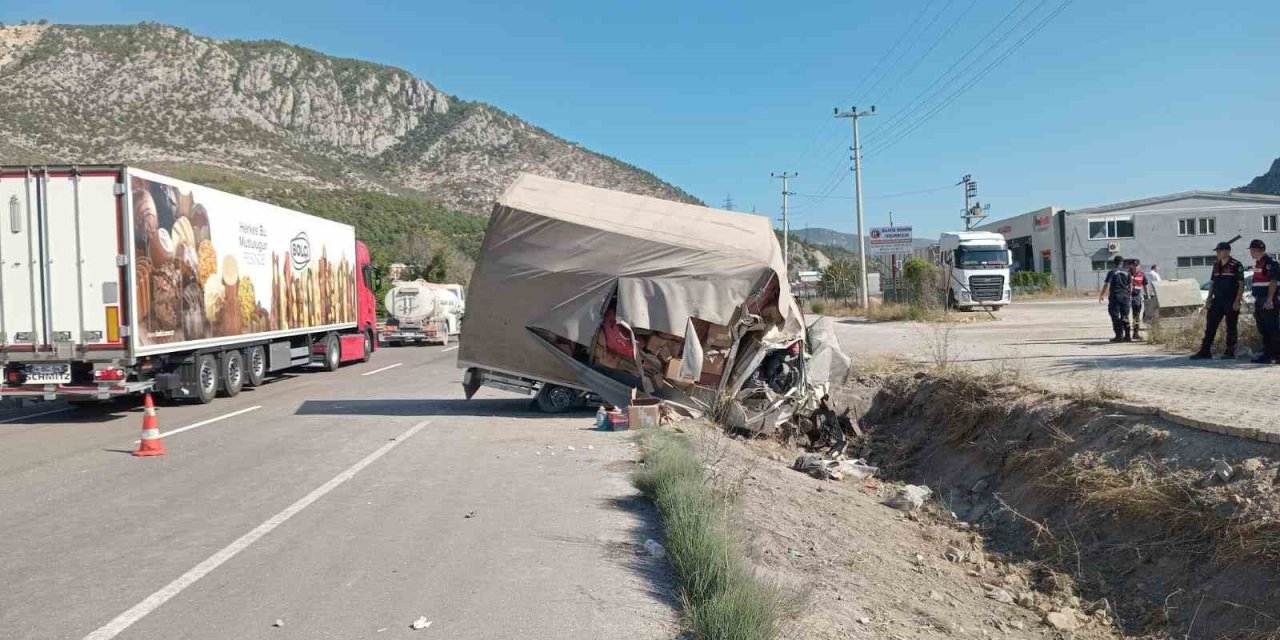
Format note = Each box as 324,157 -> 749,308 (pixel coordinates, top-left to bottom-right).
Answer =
809,299 -> 826,315
1011,271 -> 1053,290
634,429 -> 790,639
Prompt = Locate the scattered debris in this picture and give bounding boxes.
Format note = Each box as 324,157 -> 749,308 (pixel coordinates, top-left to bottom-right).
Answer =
566,446 -> 576,451
984,585 -> 1015,605
1209,459 -> 1233,483
642,539 -> 666,558
1043,610 -> 1081,630
944,546 -> 966,563
410,616 -> 432,631
793,454 -> 839,480
884,484 -> 932,512
273,619 -> 284,628
1237,457 -> 1264,479
837,459 -> 878,481
464,511 -> 476,519
857,617 -> 871,625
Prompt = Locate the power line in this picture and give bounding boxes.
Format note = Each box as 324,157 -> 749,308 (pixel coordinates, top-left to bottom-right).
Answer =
793,182 -> 956,201
843,0 -> 942,106
858,0 -> 956,104
867,0 -> 979,106
861,0 -> 1040,146
866,0 -> 1077,157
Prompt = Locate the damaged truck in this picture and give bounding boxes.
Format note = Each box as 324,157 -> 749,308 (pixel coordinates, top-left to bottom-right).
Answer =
459,174 -> 850,437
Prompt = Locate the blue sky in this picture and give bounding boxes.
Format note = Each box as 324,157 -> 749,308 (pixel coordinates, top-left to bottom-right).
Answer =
4,0 -> 1278,238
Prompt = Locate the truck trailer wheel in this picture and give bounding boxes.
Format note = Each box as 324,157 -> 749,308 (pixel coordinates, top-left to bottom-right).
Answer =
220,350 -> 244,397
321,334 -> 341,372
245,345 -> 267,386
535,384 -> 580,414
193,354 -> 218,404
362,331 -> 373,363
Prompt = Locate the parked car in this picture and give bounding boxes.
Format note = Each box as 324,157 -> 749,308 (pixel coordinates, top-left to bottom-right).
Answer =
1200,269 -> 1255,305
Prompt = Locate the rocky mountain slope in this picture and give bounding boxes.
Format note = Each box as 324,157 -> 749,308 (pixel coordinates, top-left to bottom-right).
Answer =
0,22 -> 696,214
1238,156 -> 1280,196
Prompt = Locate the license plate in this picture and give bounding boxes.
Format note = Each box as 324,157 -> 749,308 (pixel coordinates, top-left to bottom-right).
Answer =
25,363 -> 71,385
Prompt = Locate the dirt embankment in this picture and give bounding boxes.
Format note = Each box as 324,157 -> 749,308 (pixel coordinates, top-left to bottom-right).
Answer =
858,371 -> 1280,638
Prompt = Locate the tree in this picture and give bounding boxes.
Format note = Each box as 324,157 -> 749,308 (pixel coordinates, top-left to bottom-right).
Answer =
819,258 -> 861,300
901,257 -> 938,305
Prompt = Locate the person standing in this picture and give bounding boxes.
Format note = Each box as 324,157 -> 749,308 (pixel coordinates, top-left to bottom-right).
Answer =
1191,242 -> 1244,360
1148,264 -> 1162,283
1129,258 -> 1147,340
1248,239 -> 1280,364
1098,255 -> 1133,342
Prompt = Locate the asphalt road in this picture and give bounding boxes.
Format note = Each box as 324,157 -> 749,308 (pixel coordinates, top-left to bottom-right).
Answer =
0,344 -> 675,639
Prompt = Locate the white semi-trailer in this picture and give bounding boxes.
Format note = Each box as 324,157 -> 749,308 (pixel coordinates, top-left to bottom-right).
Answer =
0,165 -> 380,405
382,280 -> 464,346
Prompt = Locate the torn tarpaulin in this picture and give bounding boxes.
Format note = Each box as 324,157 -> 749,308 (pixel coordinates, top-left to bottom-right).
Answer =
459,174 -> 836,432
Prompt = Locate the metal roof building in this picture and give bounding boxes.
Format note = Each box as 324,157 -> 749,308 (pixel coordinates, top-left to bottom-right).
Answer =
977,191 -> 1280,290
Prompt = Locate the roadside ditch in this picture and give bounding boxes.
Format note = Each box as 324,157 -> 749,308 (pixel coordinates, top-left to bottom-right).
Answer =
849,369 -> 1280,638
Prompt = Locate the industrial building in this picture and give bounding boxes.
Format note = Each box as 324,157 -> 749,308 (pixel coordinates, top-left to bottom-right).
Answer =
977,191 -> 1280,290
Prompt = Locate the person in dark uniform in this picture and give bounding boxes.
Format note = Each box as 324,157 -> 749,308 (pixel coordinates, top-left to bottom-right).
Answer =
1249,239 -> 1280,363
1097,255 -> 1133,342
1191,241 -> 1244,359
1128,258 -> 1147,340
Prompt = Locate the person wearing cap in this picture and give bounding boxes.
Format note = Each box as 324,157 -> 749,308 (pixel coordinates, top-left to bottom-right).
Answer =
1097,255 -> 1133,342
1192,241 -> 1244,359
1249,239 -> 1280,363
1128,258 -> 1147,340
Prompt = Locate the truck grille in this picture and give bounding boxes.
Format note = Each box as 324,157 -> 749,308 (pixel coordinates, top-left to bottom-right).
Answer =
968,275 -> 1005,301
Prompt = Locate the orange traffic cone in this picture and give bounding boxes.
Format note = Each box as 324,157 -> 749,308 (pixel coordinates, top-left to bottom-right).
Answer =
133,394 -> 167,457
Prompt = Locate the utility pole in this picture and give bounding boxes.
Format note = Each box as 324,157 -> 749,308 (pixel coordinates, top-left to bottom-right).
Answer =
835,105 -> 875,307
723,194 -> 735,211
771,171 -> 796,278
958,174 -> 986,230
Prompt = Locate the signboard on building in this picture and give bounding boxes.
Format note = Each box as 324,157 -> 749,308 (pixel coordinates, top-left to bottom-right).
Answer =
1034,214 -> 1052,229
868,225 -> 912,255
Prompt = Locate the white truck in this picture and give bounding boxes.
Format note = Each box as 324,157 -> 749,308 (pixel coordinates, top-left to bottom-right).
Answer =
938,231 -> 1012,311
0,165 -> 380,406
382,280 -> 464,346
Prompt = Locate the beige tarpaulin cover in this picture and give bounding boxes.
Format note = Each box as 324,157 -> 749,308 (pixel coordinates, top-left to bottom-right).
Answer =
458,173 -> 804,389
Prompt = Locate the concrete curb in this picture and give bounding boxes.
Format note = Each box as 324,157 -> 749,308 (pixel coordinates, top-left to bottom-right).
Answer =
1101,399 -> 1278,445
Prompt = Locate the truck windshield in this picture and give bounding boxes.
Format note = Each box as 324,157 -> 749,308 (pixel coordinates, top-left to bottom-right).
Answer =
956,247 -> 1007,268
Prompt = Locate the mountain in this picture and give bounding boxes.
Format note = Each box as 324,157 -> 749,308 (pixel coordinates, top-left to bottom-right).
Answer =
1238,157 -> 1280,196
0,22 -> 697,215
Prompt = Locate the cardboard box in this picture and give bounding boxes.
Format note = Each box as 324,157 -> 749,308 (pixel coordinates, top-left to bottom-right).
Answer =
645,334 -> 683,361
702,350 -> 727,375
704,323 -> 734,348
665,357 -> 684,380
627,398 -> 661,429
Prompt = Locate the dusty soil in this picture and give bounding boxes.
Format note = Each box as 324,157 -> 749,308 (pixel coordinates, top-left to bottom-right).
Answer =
854,370 -> 1280,639
674,362 -> 1280,640
683,412 -> 1120,639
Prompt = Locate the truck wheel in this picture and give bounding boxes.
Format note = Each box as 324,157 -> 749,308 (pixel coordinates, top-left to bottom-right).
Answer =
220,350 -> 244,397
244,345 -> 267,387
362,331 -> 373,363
535,384 -> 579,414
194,354 -> 218,404
322,334 -> 341,372
948,290 -> 958,310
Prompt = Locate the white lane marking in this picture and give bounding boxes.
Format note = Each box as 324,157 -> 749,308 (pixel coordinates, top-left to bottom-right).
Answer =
440,346 -> 458,353
0,407 -> 72,424
85,420 -> 431,640
132,405 -> 262,444
361,363 -> 403,376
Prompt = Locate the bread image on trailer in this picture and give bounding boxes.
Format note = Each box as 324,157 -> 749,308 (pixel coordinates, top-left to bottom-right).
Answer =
0,165 -> 379,406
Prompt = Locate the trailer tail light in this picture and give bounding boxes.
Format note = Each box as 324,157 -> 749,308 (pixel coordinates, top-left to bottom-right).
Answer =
5,369 -> 22,384
93,368 -> 126,382
105,306 -> 120,343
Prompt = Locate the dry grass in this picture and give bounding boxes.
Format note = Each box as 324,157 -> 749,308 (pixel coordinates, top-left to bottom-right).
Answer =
1015,288 -> 1094,301
808,298 -> 991,324
1148,311 -> 1262,354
